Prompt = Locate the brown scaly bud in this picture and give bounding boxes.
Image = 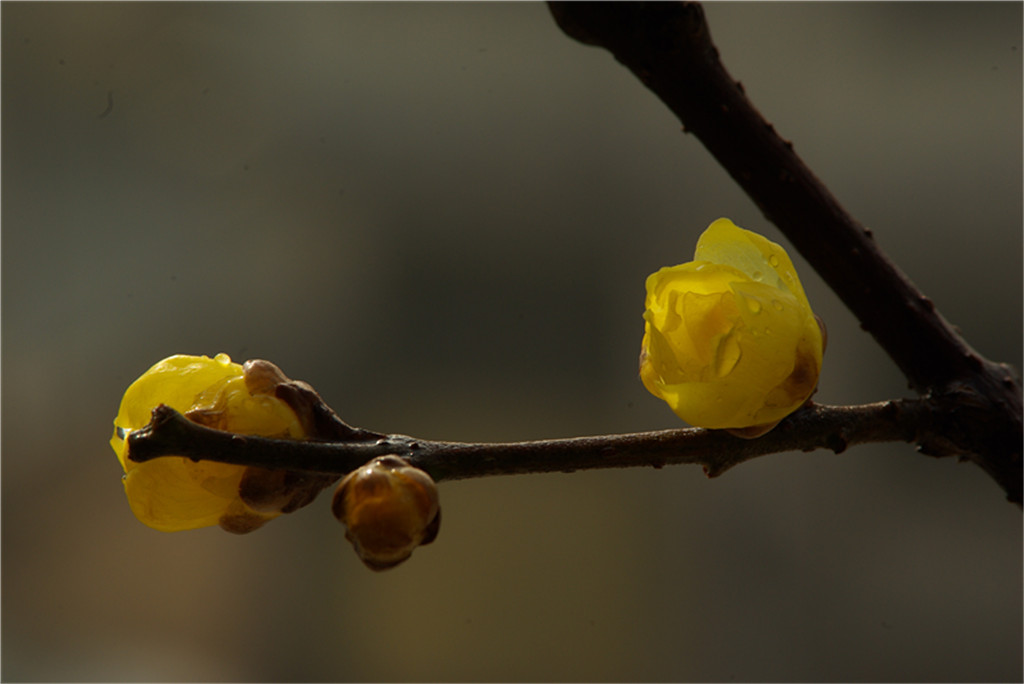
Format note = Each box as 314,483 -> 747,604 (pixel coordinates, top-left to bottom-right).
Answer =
332,455 -> 440,571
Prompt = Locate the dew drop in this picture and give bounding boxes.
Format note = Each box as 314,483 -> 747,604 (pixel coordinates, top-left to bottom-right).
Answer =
752,270 -> 764,281
745,296 -> 762,314
771,299 -> 784,311
768,254 -> 780,267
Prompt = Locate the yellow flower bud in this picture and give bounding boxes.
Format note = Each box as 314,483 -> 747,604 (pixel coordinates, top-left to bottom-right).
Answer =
639,218 -> 823,430
111,353 -> 326,534
332,456 -> 440,571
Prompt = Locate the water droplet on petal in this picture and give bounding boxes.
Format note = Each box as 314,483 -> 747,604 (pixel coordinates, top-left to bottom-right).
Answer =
768,255 -> 780,267
771,299 -> 784,311
745,296 -> 762,314
752,270 -> 764,281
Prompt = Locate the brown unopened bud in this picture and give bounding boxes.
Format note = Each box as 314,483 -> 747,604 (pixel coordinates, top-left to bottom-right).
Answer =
332,455 -> 440,571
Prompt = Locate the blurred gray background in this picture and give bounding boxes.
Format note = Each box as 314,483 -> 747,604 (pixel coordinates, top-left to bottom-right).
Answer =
3,2 -> 1021,681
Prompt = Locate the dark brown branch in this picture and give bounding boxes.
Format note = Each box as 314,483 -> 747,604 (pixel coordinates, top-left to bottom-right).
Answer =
125,6 -> 1021,508
128,400 -> 930,484
547,1 -> 1021,504
547,1 -> 978,393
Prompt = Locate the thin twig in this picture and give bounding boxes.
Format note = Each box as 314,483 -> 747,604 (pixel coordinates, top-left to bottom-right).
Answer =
128,400 -> 928,483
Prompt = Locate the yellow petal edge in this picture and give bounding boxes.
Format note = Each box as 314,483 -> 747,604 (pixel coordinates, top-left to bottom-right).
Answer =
111,353 -> 305,532
640,218 -> 823,429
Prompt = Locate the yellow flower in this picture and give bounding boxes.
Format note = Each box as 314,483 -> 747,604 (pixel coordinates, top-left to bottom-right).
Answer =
640,218 -> 823,430
111,353 -> 313,534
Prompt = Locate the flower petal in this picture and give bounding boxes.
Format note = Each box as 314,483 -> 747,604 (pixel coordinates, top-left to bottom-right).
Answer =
640,220 -> 823,430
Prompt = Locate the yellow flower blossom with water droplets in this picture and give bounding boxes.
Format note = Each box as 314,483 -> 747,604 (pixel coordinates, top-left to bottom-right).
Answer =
639,218 -> 823,430
111,353 -> 308,533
